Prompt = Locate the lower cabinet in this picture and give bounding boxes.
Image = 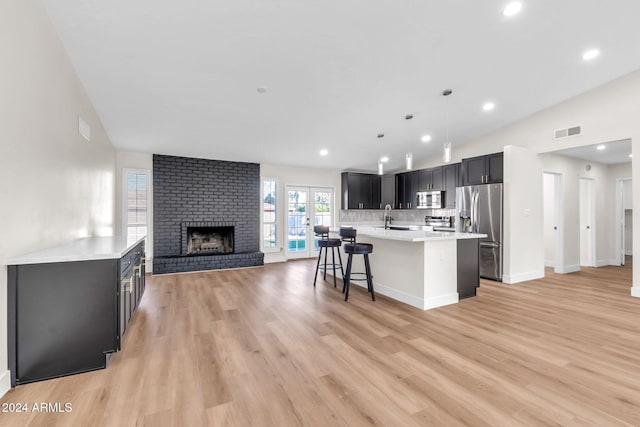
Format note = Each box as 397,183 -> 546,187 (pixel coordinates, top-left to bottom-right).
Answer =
7,240 -> 146,386
118,241 -> 146,349
457,239 -> 480,299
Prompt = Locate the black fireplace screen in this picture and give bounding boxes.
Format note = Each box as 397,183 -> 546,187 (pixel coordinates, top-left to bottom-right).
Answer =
186,226 -> 234,255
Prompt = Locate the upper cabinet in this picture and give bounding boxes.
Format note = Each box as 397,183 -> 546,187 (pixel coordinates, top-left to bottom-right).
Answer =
396,171 -> 419,209
381,174 -> 396,208
341,172 -> 382,209
443,163 -> 461,208
461,152 -> 503,185
419,166 -> 444,191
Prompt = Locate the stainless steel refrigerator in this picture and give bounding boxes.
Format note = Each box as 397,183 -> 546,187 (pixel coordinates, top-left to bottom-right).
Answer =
455,183 -> 503,281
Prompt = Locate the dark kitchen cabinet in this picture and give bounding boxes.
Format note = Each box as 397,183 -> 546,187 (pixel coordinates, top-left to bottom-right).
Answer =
7,239 -> 146,386
396,171 -> 419,209
341,172 -> 382,209
462,152 -> 503,185
457,238 -> 480,299
395,173 -> 405,209
381,174 -> 396,208
419,166 -> 444,191
443,163 -> 461,208
119,241 -> 146,345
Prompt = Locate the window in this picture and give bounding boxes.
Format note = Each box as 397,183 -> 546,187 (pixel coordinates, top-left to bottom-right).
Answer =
262,178 -> 278,250
123,169 -> 150,245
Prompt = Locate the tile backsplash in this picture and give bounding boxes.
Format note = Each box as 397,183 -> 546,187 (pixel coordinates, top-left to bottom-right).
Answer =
339,208 -> 456,224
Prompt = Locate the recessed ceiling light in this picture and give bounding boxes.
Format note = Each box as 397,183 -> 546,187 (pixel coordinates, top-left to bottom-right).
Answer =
502,2 -> 522,17
257,87 -> 268,94
596,145 -> 606,150
482,102 -> 495,112
421,135 -> 432,143
380,156 -> 389,163
319,149 -> 328,156
629,154 -> 633,158
582,49 -> 600,61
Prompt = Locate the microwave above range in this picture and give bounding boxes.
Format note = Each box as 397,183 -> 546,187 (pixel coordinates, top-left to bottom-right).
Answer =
416,191 -> 443,209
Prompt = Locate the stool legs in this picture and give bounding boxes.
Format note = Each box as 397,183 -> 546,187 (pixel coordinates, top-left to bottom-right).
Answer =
313,246 -> 323,287
323,243 -> 328,280
331,247 -> 337,288
344,253 -> 353,301
337,248 -> 345,280
364,253 -> 376,301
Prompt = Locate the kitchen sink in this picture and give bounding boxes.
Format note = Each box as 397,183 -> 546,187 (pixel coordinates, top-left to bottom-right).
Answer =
375,225 -> 434,231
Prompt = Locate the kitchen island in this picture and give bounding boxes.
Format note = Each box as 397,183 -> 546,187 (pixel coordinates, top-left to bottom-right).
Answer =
329,226 -> 486,310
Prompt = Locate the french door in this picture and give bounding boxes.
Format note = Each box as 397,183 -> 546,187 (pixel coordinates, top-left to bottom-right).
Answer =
286,186 -> 334,259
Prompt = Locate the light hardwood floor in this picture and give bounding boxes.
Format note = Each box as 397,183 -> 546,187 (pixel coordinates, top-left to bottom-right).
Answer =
1,260 -> 640,426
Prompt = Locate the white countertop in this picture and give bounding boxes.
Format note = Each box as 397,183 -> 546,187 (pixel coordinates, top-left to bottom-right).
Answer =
6,236 -> 146,265
335,225 -> 486,242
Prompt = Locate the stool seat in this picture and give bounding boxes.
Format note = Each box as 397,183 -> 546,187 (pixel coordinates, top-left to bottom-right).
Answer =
318,238 -> 342,248
343,243 -> 373,254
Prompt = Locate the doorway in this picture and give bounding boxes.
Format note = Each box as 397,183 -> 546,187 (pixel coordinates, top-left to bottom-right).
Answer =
286,186 -> 334,259
579,178 -> 596,267
543,172 -> 564,273
615,178 -> 633,266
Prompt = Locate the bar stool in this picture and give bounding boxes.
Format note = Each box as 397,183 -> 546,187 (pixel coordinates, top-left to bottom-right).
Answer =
313,225 -> 344,288
339,227 -> 375,302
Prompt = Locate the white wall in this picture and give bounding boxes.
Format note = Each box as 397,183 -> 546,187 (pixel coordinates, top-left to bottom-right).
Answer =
503,146 -> 544,283
116,151 -> 153,270
0,0 -> 116,396
260,164 -> 342,263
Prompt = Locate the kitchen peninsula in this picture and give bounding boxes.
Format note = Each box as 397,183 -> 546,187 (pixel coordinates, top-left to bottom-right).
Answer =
330,226 -> 486,310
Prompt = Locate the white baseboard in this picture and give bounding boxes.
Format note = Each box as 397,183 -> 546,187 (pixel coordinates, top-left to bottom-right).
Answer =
595,259 -> 619,267
632,287 -> 640,298
347,279 -> 458,311
422,292 -> 460,310
556,264 -> 580,274
0,370 -> 11,399
264,254 -> 287,264
625,250 -> 633,256
544,260 -> 555,268
503,269 -> 545,284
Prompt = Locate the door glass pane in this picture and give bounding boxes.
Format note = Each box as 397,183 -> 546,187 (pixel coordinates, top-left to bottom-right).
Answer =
288,190 -> 307,252
314,190 -> 332,250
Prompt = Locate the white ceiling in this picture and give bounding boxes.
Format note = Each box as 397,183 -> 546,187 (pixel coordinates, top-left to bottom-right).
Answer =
554,139 -> 632,165
41,0 -> 640,173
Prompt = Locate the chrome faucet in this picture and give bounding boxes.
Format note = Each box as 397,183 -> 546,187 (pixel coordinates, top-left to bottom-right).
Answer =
384,204 -> 393,229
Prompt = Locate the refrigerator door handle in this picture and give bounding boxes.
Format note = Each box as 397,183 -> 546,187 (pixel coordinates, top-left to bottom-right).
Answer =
480,241 -> 500,248
472,190 -> 479,233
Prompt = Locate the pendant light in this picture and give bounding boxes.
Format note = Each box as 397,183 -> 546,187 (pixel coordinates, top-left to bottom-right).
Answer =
405,113 -> 414,170
443,142 -> 452,163
442,89 -> 453,163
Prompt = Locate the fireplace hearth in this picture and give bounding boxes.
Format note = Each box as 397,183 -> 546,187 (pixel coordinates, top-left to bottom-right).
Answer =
186,226 -> 234,255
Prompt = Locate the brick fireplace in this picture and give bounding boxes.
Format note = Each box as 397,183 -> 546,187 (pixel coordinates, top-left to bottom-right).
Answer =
153,154 -> 264,274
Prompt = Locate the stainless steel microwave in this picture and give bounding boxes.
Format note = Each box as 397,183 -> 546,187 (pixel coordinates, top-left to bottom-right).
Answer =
416,191 -> 443,209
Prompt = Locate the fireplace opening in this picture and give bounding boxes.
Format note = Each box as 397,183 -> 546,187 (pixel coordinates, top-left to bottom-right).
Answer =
187,226 -> 234,255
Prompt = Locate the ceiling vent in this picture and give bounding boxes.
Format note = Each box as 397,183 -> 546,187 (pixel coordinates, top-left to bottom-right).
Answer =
554,125 -> 581,140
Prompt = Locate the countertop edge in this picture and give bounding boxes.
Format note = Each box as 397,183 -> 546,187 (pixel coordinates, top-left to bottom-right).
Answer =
5,236 -> 146,266
334,225 -> 486,242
